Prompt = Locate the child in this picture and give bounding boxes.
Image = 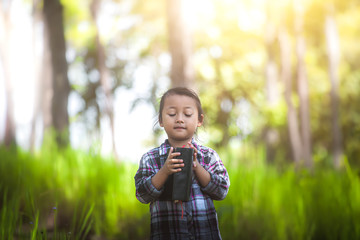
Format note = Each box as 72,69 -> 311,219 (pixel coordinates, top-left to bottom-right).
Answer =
134,87 -> 230,240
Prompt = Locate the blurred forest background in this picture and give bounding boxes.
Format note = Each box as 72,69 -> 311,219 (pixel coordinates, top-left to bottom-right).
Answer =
1,0 -> 360,239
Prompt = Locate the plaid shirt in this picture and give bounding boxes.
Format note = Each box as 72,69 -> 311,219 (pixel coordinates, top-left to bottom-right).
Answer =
134,139 -> 230,240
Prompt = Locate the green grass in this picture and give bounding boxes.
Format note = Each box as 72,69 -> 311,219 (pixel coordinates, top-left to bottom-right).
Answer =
216,150 -> 360,240
1,143 -> 360,239
0,144 -> 149,239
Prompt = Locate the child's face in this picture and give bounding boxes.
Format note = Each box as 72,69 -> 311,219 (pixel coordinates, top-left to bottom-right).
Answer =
160,94 -> 203,146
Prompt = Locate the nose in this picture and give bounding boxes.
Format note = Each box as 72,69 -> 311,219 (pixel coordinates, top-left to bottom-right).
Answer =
176,117 -> 184,123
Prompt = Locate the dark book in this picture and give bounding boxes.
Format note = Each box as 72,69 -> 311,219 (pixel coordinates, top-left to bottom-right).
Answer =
159,147 -> 194,202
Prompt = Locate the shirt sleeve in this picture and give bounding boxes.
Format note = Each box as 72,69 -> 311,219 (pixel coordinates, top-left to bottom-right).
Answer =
200,150 -> 230,200
134,153 -> 163,204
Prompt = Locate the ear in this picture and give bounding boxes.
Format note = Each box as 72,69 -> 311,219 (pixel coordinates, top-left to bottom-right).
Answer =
197,114 -> 204,127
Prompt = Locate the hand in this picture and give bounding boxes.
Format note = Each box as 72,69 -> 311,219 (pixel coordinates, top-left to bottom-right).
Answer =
187,142 -> 199,168
163,147 -> 184,175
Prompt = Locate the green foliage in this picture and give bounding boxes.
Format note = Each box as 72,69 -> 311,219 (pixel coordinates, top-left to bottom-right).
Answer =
1,144 -> 360,239
54,0 -> 360,166
0,145 -> 149,240
62,0 -> 95,48
216,154 -> 360,240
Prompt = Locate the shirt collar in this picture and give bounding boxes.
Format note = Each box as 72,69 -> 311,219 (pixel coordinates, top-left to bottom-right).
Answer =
159,140 -> 171,156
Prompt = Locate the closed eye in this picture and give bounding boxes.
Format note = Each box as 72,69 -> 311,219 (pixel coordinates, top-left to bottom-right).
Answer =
185,114 -> 193,117
168,114 -> 176,117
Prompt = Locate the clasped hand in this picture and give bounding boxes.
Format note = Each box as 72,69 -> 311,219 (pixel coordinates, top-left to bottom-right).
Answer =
163,142 -> 199,176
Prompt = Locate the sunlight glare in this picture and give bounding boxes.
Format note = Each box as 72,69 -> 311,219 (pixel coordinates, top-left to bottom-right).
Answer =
209,45 -> 223,58
237,7 -> 266,33
181,0 -> 269,35
206,27 -> 221,39
182,0 -> 215,31
11,7 -> 34,124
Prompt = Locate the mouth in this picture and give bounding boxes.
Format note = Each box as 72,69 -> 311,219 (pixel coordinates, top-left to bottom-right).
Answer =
174,126 -> 186,130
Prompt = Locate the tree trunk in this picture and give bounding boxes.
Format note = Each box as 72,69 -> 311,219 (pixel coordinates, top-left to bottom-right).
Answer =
166,0 -> 194,88
294,1 -> 313,168
264,5 -> 280,163
0,1 -> 16,147
279,26 -> 303,164
43,0 -> 70,147
325,10 -> 343,169
30,0 -> 52,152
90,0 -> 120,162
42,44 -> 53,132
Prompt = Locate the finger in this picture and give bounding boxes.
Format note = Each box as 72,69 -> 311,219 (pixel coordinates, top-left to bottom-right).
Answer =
166,147 -> 174,160
187,142 -> 198,153
169,168 -> 180,173
174,163 -> 185,168
170,159 -> 183,165
175,159 -> 184,163
168,148 -> 181,160
187,143 -> 197,160
172,152 -> 181,157
170,164 -> 184,172
169,154 -> 181,163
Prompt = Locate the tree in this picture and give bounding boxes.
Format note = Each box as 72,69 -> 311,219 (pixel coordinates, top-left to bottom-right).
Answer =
294,0 -> 313,168
166,0 -> 194,88
0,0 -> 16,147
29,0 -> 53,152
264,2 -> 280,163
43,0 -> 70,146
90,0 -> 119,162
279,25 -> 303,164
325,5 -> 342,168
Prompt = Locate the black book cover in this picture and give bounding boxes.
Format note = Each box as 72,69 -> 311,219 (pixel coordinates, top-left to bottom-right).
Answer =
159,148 -> 194,201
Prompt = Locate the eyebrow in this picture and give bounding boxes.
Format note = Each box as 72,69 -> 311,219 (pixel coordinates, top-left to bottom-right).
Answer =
166,106 -> 194,109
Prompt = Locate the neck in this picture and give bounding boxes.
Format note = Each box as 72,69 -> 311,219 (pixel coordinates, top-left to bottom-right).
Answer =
168,138 -> 193,148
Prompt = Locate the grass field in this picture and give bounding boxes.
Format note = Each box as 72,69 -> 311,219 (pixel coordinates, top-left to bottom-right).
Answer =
1,144 -> 359,239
